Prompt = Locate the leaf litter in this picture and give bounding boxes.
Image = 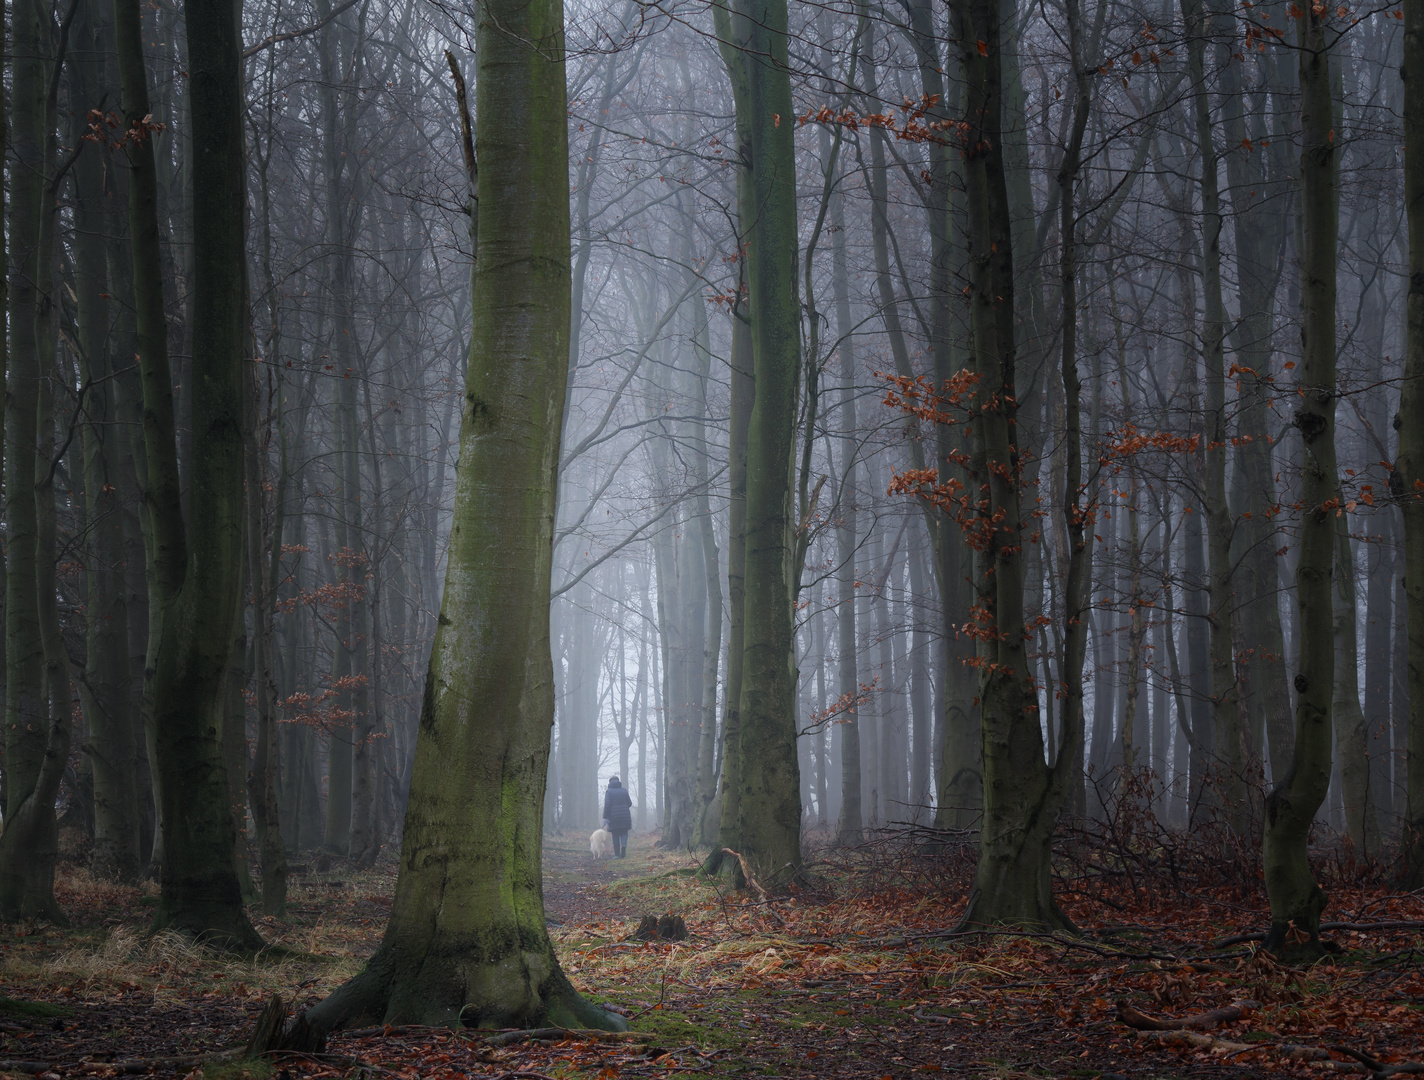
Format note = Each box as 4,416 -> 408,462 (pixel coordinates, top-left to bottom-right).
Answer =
1,827 -> 1422,1078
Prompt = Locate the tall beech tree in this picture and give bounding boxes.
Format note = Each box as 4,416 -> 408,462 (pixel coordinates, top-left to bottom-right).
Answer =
280,0 -> 623,1033
728,0 -> 804,888
0,0 -> 69,922
71,0 -> 142,882
138,0 -> 262,945
1261,2 -> 1339,959
1399,0 -> 1424,884
1185,0 -> 1248,833
951,0 -> 1072,930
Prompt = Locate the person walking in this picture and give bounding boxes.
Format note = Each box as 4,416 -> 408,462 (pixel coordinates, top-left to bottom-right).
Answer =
602,777 -> 633,859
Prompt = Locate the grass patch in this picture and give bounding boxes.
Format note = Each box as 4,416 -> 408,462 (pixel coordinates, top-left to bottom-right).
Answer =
0,996 -> 73,1020
634,1005 -> 743,1051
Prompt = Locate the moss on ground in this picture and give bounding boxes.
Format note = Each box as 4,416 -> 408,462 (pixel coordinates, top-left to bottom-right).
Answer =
0,996 -> 73,1019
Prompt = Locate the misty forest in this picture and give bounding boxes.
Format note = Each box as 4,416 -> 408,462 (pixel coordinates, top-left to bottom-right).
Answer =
5,0 -> 1424,1074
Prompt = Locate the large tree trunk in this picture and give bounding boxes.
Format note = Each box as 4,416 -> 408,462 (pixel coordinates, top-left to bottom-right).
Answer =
0,0 -> 67,923
143,0 -> 262,947
1262,5 -> 1338,959
285,0 -> 619,1034
728,0 -> 803,887
1398,0 -> 1424,883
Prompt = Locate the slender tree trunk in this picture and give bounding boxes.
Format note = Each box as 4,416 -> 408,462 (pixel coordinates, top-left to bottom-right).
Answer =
1335,513 -> 1378,854
116,0 -> 179,875
705,0 -> 754,878
1397,0 -> 1424,882
71,1 -> 141,880
1184,0 -> 1247,832
833,167 -> 862,846
953,0 -> 1070,930
246,373 -> 288,914
1262,5 -> 1338,958
727,0 -> 803,887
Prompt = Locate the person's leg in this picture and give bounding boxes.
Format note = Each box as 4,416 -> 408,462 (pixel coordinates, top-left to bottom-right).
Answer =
614,831 -> 627,858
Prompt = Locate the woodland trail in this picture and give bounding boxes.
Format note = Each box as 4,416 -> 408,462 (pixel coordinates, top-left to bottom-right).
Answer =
0,832 -> 1421,1078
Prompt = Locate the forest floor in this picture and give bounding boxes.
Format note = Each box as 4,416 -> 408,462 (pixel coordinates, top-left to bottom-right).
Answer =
1,826 -> 1422,1079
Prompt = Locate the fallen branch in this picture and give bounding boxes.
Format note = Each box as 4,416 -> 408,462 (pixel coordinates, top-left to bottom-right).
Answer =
1212,922 -> 1424,949
1133,1029 -> 1328,1062
67,1048 -> 247,1075
1326,1045 -> 1424,1077
1117,998 -> 1260,1030
483,1028 -> 655,1048
721,848 -> 768,902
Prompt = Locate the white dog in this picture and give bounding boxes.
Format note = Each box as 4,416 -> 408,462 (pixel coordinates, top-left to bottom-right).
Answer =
590,827 -> 614,860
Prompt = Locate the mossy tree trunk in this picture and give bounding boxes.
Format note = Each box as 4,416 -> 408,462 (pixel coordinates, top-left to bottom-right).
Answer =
288,0 -> 621,1034
1261,4 -> 1338,960
729,0 -> 804,889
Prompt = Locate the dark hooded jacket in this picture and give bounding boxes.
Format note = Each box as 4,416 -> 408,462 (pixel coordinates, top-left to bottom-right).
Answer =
602,778 -> 633,833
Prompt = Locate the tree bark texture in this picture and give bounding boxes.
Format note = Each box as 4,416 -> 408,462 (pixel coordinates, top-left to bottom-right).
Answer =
290,0 -> 621,1032
0,0 -> 68,922
146,0 -> 262,946
1398,0 -> 1424,883
1185,0 -> 1248,833
953,0 -> 1071,930
1262,7 -> 1338,958
730,0 -> 804,887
